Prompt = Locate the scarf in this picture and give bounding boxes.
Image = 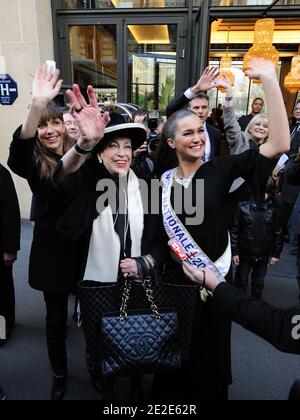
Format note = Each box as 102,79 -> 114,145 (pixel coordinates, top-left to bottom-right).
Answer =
83,169 -> 144,283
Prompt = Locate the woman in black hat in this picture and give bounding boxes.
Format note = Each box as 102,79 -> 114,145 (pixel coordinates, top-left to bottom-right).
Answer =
53,85 -> 164,399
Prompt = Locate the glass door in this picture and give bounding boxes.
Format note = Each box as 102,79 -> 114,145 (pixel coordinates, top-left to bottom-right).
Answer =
55,14 -> 187,108
68,24 -> 118,101
125,20 -> 185,114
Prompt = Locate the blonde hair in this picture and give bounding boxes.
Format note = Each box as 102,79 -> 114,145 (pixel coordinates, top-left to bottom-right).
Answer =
245,113 -> 269,144
35,103 -> 74,180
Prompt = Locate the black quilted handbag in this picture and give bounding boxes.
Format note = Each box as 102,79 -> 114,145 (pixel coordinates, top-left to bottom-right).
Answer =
78,272 -> 199,372
78,280 -> 157,371
101,275 -> 182,377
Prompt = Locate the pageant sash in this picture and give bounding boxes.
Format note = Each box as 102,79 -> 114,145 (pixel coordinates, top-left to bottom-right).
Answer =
161,169 -> 231,286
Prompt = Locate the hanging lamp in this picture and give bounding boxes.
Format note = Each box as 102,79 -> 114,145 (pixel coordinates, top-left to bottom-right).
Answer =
243,18 -> 279,84
217,27 -> 235,93
284,56 -> 300,94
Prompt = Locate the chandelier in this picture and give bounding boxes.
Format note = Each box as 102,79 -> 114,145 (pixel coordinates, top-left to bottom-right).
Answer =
284,56 -> 300,94
217,57 -> 235,92
217,27 -> 235,92
243,18 -> 279,84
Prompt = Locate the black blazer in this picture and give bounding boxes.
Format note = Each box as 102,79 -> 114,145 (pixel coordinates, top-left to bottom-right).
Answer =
166,92 -> 221,159
238,114 -> 254,132
289,123 -> 300,157
286,160 -> 300,235
0,164 -> 20,254
214,282 -> 300,355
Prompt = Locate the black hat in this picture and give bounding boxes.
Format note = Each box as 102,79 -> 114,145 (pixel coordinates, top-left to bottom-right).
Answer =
93,112 -> 147,154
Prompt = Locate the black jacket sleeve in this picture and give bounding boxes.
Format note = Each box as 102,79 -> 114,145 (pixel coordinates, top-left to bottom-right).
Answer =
8,126 -> 38,180
214,283 -> 300,355
286,160 -> 300,186
271,199 -> 284,259
166,93 -> 190,118
221,150 -> 277,204
0,165 -> 21,253
230,206 -> 240,256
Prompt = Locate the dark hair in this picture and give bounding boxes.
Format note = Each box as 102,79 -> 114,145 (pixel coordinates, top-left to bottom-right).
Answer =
155,109 -> 198,177
252,97 -> 264,105
190,92 -> 209,103
265,176 -> 278,196
35,103 -> 74,180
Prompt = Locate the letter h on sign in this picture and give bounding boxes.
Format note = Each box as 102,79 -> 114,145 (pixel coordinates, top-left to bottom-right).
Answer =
0,84 -> 9,96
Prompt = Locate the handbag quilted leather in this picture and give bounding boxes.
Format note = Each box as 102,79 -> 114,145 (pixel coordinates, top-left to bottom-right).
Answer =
78,272 -> 199,372
102,308 -> 181,376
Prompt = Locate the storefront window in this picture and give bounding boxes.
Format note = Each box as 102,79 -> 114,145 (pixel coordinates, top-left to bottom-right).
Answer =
210,0 -> 300,5
69,25 -> 118,101
208,60 -> 283,117
60,0 -> 187,8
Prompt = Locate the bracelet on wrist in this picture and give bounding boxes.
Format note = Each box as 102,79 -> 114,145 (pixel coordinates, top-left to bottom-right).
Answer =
74,143 -> 93,155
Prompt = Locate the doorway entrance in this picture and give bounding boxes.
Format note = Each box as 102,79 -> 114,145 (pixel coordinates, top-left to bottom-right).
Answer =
55,13 -> 188,114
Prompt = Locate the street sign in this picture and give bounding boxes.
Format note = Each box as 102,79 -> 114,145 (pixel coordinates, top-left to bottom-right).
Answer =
0,74 -> 18,105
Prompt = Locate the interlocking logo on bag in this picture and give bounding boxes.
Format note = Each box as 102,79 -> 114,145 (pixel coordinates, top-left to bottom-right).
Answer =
124,332 -> 160,363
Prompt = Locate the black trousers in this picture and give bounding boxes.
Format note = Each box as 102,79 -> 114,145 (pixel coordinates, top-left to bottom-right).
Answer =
43,292 -> 69,376
234,258 -> 268,298
0,259 -> 15,330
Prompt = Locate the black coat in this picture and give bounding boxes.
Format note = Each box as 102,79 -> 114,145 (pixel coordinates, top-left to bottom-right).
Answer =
238,114 -> 254,132
8,127 -> 84,293
230,198 -> 283,260
166,92 -> 221,159
54,157 -> 165,278
215,282 -> 300,400
214,282 -> 300,355
286,160 -> 300,235
280,126 -> 300,205
0,164 -> 20,255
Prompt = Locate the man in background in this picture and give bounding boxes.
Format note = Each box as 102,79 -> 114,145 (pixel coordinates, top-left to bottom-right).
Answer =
238,97 -> 264,131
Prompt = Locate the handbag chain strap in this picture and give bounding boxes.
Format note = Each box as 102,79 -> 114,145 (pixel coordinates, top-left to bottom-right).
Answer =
119,275 -> 161,324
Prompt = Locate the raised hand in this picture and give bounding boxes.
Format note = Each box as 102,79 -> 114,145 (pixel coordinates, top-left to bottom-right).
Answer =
66,84 -> 110,151
244,58 -> 277,82
191,67 -> 219,94
214,74 -> 232,92
31,63 -> 63,106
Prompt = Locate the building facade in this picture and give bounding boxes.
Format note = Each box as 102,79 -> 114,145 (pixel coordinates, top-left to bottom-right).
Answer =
1,0 -> 300,217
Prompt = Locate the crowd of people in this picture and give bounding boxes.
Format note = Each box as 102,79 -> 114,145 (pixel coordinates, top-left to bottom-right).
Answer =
0,58 -> 300,401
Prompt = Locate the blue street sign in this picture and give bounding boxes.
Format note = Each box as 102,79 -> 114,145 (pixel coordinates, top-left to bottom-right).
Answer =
0,74 -> 18,105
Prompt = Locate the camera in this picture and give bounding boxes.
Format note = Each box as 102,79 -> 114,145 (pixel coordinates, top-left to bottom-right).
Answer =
147,110 -> 160,154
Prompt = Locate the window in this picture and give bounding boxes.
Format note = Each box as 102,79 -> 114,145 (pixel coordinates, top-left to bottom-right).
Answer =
60,0 -> 187,8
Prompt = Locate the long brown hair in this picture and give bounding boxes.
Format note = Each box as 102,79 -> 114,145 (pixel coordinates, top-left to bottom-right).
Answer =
34,103 -> 74,180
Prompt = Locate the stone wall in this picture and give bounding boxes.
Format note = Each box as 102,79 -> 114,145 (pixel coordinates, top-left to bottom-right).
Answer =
0,0 -> 54,218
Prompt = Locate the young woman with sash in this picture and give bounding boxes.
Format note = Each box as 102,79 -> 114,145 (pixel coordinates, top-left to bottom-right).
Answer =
7,64 -> 82,400
153,58 -> 290,400
52,86 -> 164,399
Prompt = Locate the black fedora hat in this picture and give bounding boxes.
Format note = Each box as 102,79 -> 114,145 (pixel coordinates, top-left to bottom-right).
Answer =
93,112 -> 147,154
